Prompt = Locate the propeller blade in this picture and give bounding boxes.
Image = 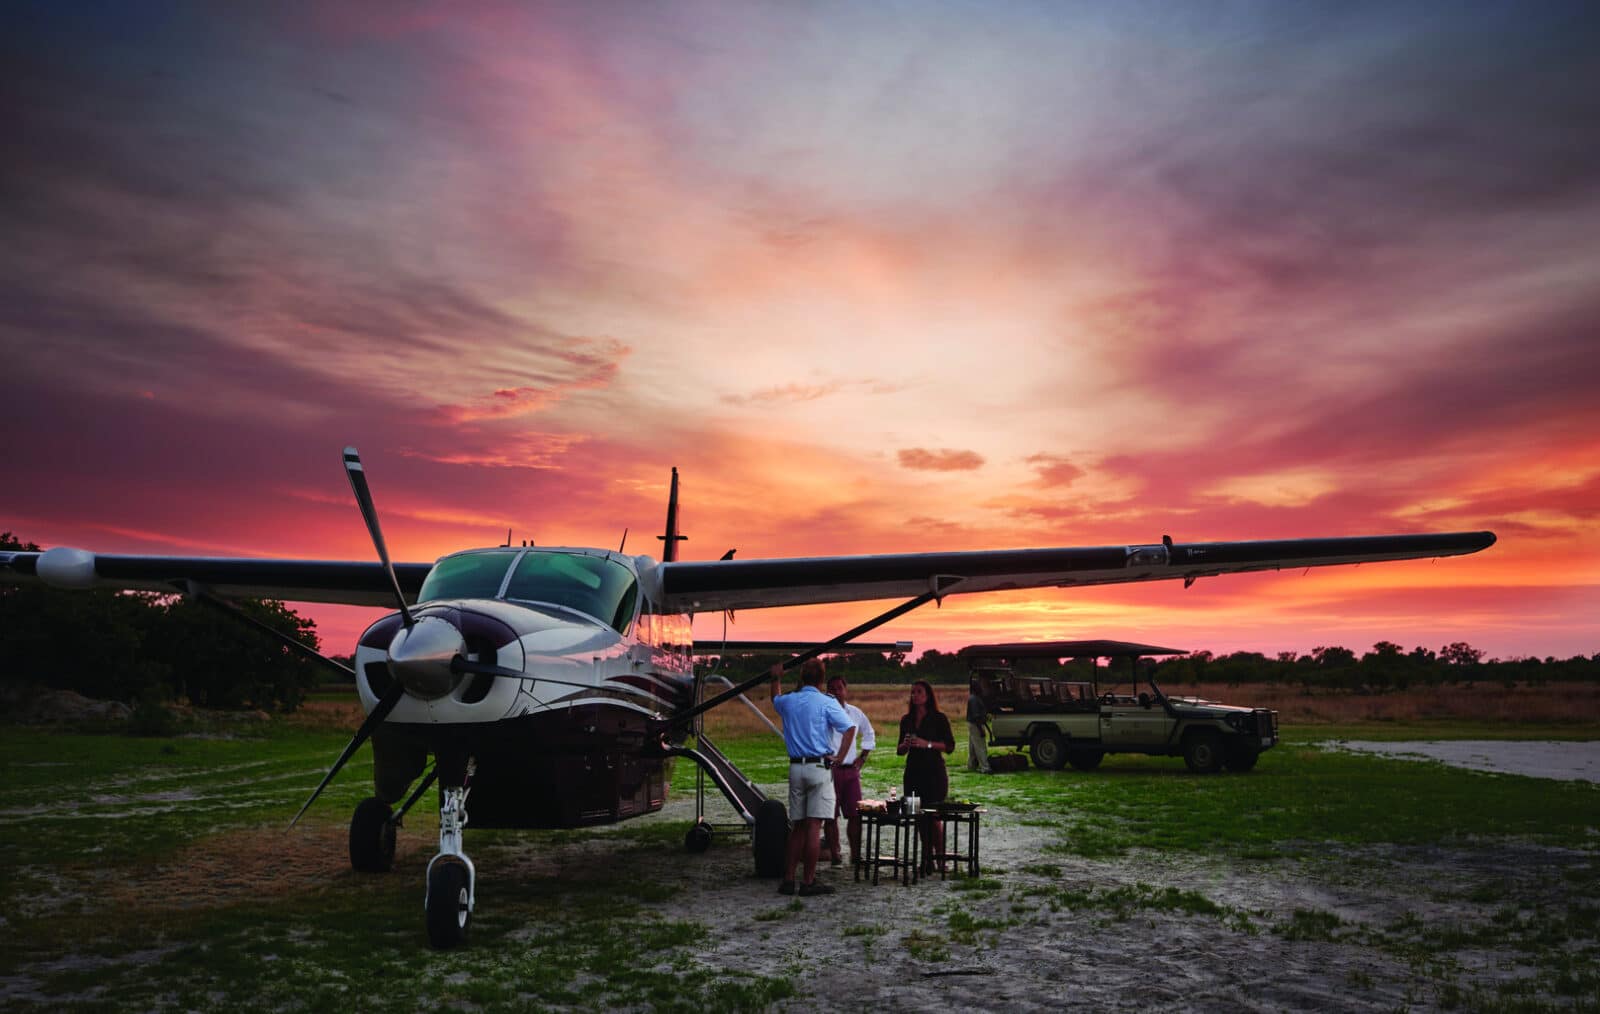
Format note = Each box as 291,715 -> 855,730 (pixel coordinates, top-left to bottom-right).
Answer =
343,446 -> 414,629
288,681 -> 406,829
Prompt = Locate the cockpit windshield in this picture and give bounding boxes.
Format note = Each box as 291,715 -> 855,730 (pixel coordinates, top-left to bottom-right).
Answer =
504,552 -> 638,632
417,551 -> 516,603
416,549 -> 639,634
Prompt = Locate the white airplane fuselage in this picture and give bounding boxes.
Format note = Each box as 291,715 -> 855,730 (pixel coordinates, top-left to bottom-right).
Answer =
352,546 -> 697,828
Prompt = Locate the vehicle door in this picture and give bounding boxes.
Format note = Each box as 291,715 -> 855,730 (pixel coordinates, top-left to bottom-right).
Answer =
1097,687 -> 1175,748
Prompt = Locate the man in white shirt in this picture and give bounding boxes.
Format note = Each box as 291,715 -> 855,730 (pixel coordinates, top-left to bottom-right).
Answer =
823,674 -> 876,867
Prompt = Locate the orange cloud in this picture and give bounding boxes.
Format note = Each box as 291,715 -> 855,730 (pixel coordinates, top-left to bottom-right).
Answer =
898,448 -> 984,472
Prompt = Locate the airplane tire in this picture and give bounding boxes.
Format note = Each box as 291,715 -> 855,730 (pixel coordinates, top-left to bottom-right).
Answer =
685,819 -> 714,853
1183,731 -> 1225,774
752,799 -> 788,879
426,859 -> 472,949
349,797 -> 396,873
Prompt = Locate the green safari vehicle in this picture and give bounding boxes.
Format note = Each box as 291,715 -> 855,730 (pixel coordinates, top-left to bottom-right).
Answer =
962,640 -> 1278,774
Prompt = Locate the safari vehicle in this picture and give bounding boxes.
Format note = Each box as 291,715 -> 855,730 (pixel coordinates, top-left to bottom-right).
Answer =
961,640 -> 1278,774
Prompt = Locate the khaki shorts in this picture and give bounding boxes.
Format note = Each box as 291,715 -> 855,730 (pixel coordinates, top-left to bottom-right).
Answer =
787,762 -> 836,821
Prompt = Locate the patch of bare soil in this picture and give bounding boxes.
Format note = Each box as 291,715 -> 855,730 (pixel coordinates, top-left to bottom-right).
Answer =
100,825 -> 417,911
1330,740 -> 1600,782
605,797 -> 1587,1012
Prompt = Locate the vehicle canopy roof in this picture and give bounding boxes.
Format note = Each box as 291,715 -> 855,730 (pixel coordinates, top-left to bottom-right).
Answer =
958,639 -> 1187,661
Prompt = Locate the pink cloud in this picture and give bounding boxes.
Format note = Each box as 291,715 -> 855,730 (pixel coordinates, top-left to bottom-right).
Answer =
1026,453 -> 1086,488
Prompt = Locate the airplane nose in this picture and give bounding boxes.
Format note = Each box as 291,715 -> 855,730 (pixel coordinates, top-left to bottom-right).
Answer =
387,615 -> 465,700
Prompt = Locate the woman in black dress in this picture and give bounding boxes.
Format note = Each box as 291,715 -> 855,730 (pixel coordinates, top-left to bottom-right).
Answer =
897,680 -> 954,871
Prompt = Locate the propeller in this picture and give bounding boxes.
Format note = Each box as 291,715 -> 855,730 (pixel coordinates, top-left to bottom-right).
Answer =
290,447 -> 422,827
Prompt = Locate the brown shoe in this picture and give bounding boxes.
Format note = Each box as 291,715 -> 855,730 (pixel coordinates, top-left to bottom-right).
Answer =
798,881 -> 836,897
778,880 -> 796,895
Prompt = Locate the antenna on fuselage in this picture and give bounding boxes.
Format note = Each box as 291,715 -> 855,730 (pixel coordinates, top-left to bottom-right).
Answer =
657,466 -> 687,562
503,527 -> 512,548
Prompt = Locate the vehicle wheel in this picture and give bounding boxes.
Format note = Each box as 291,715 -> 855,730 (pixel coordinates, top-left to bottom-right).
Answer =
1224,743 -> 1261,772
1029,730 -> 1067,771
685,819 -> 714,853
1183,730 -> 1225,774
425,858 -> 471,949
1067,749 -> 1104,772
752,799 -> 788,879
349,797 -> 396,872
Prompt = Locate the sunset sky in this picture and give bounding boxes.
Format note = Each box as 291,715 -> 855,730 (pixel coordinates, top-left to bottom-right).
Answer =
3,2 -> 1597,661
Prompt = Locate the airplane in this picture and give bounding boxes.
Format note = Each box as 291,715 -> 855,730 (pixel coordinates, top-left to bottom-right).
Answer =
0,448 -> 1496,947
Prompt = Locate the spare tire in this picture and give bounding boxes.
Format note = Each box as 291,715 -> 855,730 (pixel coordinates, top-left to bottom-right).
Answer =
752,799 -> 789,879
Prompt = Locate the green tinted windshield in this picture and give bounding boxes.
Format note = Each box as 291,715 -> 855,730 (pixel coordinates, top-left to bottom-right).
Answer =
417,552 -> 516,603
504,552 -> 639,633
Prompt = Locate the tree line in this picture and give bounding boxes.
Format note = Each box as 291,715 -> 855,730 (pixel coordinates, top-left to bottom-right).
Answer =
1,532 -> 322,712
703,641 -> 1600,692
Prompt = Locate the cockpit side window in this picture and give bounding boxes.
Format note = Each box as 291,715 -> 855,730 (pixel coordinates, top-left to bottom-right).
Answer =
417,552 -> 516,603
503,552 -> 640,634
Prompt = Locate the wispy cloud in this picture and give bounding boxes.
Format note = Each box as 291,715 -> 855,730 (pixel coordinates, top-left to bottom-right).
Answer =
721,378 -> 906,406
721,381 -> 844,406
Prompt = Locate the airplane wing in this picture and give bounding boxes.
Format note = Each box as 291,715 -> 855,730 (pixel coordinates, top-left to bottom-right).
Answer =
4,530 -> 1495,613
0,549 -> 431,606
656,531 -> 1497,613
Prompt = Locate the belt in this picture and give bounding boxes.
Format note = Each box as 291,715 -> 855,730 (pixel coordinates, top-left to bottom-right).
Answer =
790,756 -> 832,766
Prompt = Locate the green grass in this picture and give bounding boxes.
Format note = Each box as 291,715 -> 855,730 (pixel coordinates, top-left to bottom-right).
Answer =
2,720 -> 1595,1011
0,727 -> 371,865
686,726 -> 1599,857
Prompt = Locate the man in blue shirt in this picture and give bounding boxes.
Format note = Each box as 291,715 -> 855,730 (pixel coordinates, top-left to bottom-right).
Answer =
770,659 -> 857,896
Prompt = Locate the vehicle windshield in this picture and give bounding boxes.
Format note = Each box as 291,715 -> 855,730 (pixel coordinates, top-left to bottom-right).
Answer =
417,552 -> 517,602
503,552 -> 639,633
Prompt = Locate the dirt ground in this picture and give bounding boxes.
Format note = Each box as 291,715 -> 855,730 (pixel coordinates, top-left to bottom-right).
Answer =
556,744 -> 1597,1011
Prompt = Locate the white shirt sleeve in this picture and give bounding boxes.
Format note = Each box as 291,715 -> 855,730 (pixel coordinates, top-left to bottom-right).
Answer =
857,707 -> 876,753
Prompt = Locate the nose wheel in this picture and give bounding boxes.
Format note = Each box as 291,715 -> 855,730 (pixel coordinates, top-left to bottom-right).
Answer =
426,856 -> 473,948
424,759 -> 477,949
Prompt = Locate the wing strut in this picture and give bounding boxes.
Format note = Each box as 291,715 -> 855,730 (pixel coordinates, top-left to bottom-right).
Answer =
184,583 -> 355,679
666,589 -> 938,731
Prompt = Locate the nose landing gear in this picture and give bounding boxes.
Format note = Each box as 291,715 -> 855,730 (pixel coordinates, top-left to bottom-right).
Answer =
424,760 -> 477,949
